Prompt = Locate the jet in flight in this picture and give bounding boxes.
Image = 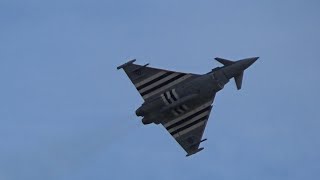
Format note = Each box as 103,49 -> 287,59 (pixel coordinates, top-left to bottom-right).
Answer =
117,57 -> 258,156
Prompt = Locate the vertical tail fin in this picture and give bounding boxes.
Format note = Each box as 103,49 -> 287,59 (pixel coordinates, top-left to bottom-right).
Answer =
215,57 -> 245,90
234,72 -> 243,90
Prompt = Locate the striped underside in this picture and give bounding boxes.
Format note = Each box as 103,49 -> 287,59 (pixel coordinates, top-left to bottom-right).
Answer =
164,101 -> 212,138
133,71 -> 192,100
161,89 -> 189,116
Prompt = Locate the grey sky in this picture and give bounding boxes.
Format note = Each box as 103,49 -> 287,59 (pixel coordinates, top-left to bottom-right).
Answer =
1,0 -> 320,179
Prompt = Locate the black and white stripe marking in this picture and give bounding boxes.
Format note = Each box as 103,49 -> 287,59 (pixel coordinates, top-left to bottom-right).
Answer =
160,89 -> 189,116
133,71 -> 192,99
171,105 -> 189,116
161,89 -> 179,105
134,71 -> 167,88
164,101 -> 212,138
138,72 -> 177,92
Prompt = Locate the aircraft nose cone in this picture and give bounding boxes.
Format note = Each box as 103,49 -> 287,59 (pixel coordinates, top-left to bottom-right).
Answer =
241,57 -> 259,69
249,56 -> 259,64
221,56 -> 259,79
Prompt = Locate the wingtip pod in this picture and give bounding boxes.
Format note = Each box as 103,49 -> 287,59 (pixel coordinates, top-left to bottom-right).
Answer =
117,59 -> 136,70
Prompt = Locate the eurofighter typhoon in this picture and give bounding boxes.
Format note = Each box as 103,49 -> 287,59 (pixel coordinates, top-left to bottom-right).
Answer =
117,57 -> 258,156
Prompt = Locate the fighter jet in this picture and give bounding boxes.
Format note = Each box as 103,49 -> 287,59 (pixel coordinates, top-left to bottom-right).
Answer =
117,57 -> 258,156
